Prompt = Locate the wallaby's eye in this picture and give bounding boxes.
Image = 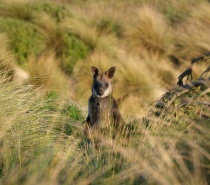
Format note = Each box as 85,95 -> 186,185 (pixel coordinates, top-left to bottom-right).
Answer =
105,82 -> 109,88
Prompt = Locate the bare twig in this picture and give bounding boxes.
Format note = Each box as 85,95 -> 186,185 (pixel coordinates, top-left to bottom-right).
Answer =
177,52 -> 210,87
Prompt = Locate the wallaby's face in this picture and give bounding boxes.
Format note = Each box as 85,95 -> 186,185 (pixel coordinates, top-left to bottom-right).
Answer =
91,66 -> 116,98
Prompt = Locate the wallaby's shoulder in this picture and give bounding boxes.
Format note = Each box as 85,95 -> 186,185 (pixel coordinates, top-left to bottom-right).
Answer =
88,94 -> 96,103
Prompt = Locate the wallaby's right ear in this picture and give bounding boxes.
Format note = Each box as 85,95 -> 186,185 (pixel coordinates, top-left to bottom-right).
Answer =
91,66 -> 99,78
105,66 -> 116,79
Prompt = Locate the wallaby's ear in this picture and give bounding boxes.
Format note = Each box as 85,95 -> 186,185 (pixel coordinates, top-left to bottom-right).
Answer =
91,66 -> 99,78
105,67 -> 116,79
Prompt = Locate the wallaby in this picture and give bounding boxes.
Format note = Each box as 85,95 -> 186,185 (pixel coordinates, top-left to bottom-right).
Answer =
85,66 -> 122,135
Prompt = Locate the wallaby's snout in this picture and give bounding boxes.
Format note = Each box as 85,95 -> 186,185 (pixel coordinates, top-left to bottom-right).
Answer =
97,88 -> 103,96
93,79 -> 109,97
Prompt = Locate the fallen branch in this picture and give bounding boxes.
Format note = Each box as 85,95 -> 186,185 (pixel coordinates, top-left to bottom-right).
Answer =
177,52 -> 210,86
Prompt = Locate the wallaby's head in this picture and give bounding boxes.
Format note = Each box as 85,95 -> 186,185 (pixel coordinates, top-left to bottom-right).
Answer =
91,66 -> 116,98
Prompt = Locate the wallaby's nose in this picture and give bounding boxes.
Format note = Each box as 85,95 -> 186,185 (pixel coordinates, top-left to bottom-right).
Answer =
97,90 -> 103,96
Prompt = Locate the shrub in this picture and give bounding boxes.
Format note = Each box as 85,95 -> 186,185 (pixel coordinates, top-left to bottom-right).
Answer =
0,17 -> 42,65
0,1 -> 90,74
60,33 -> 90,74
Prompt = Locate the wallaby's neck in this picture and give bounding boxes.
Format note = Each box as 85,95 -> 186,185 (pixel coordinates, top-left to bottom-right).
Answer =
92,94 -> 112,101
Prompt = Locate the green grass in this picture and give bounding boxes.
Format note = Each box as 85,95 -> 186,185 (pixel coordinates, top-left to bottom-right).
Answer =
0,17 -> 42,65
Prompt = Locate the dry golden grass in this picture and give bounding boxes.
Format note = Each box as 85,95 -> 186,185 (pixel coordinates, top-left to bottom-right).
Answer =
175,2 -> 210,75
32,12 -> 63,54
0,1 -> 210,185
26,53 -> 72,95
0,34 -> 29,83
0,34 -> 18,81
0,0 -> 35,21
0,1 -> 209,185
62,16 -> 119,58
124,5 -> 174,57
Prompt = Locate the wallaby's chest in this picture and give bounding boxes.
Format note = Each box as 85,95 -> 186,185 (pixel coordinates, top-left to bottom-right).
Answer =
97,100 -> 112,128
89,96 -> 113,127
92,98 -> 112,117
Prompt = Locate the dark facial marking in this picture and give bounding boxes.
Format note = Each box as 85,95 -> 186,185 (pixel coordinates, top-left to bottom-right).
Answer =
93,74 -> 110,97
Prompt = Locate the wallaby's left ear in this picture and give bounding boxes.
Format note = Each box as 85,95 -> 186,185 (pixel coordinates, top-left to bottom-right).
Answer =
105,67 -> 116,79
91,66 -> 99,78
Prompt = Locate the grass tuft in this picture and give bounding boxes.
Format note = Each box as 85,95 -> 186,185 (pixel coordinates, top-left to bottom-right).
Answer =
26,53 -> 71,95
125,5 -> 174,57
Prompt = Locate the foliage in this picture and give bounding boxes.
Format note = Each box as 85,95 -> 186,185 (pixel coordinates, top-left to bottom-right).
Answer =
0,17 -> 42,65
0,1 -> 90,73
60,33 -> 90,74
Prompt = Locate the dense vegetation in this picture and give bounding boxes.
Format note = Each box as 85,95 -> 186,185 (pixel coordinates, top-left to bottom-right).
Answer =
0,0 -> 209,184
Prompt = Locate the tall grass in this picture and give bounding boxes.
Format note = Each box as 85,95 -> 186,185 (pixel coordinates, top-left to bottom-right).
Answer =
26,53 -> 72,95
175,2 -> 210,74
1,71 -> 209,184
0,70 -> 85,184
125,5 -> 174,57
0,33 -> 23,82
